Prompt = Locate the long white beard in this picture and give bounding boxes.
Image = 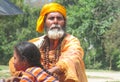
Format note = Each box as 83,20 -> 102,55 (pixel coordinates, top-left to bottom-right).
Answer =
47,24 -> 65,39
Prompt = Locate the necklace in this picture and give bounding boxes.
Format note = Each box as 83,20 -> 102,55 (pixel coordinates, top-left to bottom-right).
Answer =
40,34 -> 66,69
43,40 -> 61,69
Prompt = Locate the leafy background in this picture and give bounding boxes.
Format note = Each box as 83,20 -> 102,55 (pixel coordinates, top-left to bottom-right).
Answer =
0,0 -> 120,70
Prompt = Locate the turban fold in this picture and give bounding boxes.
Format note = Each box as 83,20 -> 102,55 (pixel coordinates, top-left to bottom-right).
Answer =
36,3 -> 66,33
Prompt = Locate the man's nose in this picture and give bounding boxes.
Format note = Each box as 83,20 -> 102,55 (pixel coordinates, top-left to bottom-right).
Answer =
53,18 -> 58,24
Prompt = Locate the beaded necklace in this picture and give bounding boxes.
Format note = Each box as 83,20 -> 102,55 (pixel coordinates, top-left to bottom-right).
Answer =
40,34 -> 65,69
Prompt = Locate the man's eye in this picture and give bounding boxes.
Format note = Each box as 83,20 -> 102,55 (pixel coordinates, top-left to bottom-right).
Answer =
57,17 -> 63,20
49,17 -> 54,20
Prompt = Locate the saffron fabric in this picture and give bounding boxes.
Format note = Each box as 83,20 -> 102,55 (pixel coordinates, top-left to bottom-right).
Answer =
20,67 -> 59,82
9,57 -> 22,76
36,3 -> 66,33
9,33 -> 88,82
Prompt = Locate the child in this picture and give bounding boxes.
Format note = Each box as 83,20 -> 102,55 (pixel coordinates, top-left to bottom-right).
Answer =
9,41 -> 59,82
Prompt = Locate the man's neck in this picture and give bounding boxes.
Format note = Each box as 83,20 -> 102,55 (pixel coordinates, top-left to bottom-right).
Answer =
49,39 -> 59,50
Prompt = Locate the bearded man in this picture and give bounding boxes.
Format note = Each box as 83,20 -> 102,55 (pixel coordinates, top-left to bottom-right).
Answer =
9,2 -> 88,82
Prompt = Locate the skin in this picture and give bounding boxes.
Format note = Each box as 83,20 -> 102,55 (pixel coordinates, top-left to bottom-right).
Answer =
45,12 -> 65,50
45,12 -> 65,28
13,50 -> 29,72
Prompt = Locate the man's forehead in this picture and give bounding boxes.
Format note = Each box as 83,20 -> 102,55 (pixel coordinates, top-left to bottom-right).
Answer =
46,12 -> 64,17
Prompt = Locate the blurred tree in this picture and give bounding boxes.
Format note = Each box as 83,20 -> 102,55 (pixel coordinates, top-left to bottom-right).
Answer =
0,0 -> 120,70
56,0 -> 120,70
0,0 -> 41,64
103,18 -> 120,70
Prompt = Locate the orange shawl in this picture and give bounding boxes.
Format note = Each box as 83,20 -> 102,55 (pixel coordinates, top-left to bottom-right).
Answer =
9,34 -> 88,82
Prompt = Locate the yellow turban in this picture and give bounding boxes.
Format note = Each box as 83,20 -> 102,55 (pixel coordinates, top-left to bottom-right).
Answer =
36,3 -> 66,33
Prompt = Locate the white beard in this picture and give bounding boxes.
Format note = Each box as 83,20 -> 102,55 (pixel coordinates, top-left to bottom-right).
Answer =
47,24 -> 65,39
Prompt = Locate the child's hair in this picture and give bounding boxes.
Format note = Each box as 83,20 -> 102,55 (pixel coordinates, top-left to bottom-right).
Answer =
14,41 -> 43,68
14,41 -> 55,77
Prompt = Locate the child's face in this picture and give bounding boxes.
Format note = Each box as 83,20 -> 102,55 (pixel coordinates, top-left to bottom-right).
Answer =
13,50 -> 28,71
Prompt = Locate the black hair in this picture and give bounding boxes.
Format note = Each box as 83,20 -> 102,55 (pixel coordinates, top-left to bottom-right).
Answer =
14,41 -> 43,68
14,41 -> 57,78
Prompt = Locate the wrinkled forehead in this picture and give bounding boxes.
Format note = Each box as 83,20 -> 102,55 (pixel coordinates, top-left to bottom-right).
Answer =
46,12 -> 64,17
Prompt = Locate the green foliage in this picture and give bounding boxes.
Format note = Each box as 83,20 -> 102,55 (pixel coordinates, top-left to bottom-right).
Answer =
103,18 -> 120,70
0,65 -> 10,78
0,1 -> 41,64
0,0 -> 120,70
56,0 -> 120,70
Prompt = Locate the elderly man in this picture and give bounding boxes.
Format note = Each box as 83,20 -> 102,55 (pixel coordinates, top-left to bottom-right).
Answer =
9,2 -> 88,82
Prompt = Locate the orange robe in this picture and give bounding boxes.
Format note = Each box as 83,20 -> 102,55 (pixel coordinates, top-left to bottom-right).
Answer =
9,34 -> 88,82
20,67 -> 59,82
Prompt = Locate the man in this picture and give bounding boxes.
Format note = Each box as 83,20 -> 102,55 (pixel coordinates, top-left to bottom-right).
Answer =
9,2 -> 88,82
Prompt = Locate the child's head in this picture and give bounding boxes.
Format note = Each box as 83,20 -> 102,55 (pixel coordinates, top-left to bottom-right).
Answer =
13,41 -> 42,71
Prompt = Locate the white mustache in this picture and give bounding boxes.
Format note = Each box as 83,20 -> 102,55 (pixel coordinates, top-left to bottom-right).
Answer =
50,24 -> 61,30
47,24 -> 65,39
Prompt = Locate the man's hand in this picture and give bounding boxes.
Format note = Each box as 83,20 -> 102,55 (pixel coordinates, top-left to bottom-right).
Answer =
48,66 -> 61,74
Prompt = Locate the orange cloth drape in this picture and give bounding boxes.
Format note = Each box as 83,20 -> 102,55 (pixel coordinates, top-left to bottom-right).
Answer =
9,34 -> 88,82
20,67 -> 59,82
56,34 -> 87,82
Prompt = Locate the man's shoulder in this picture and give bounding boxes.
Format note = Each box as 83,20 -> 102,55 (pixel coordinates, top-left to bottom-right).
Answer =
29,35 -> 46,48
29,38 -> 40,42
65,33 -> 78,40
28,35 -> 45,42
